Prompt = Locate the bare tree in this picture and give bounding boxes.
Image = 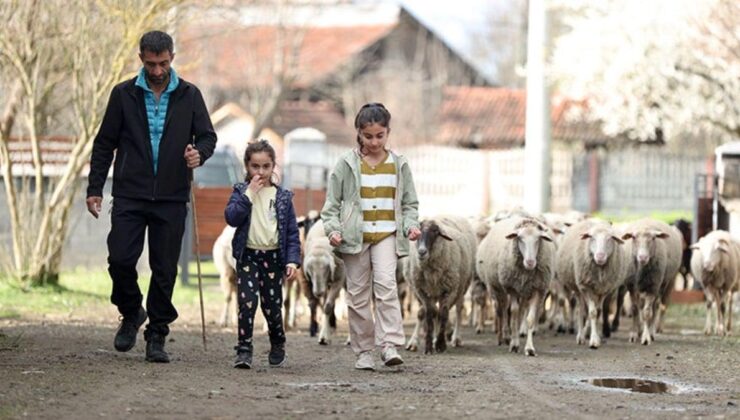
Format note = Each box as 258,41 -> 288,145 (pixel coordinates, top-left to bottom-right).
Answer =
0,0 -> 184,286
179,0 -> 311,142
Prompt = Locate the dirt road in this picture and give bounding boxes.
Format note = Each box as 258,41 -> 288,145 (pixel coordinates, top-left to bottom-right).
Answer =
1,304 -> 739,419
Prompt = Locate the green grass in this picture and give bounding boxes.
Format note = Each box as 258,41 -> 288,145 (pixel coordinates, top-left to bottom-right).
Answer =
0,266 -> 224,320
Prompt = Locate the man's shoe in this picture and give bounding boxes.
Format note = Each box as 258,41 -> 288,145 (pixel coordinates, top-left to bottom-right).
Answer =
145,333 -> 170,363
268,342 -> 286,367
114,307 -> 147,352
381,346 -> 404,367
233,345 -> 253,369
354,351 -> 375,371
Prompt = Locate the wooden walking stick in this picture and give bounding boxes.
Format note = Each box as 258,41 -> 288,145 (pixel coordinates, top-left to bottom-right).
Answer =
189,164 -> 207,351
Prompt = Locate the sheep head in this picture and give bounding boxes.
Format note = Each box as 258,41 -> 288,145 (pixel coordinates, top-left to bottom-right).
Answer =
304,251 -> 335,298
505,219 -> 553,271
691,237 -> 730,273
580,225 -> 624,266
621,229 -> 669,266
417,219 -> 453,260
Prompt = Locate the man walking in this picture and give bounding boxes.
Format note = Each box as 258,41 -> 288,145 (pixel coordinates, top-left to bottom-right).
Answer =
86,30 -> 217,363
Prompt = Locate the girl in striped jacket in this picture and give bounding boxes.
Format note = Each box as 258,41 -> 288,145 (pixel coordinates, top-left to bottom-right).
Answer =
321,103 -> 421,371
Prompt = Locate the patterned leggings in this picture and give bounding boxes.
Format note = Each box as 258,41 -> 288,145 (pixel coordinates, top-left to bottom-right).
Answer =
236,248 -> 286,347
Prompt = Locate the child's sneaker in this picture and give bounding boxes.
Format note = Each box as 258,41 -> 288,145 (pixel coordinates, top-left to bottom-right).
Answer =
233,344 -> 253,369
268,342 -> 286,367
381,345 -> 403,367
354,350 -> 375,371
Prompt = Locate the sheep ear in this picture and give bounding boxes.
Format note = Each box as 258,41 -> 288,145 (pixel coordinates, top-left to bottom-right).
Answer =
621,233 -> 634,240
612,235 -> 624,245
690,244 -> 700,251
719,246 -> 730,254
580,233 -> 591,240
653,230 -> 669,239
436,224 -> 454,241
718,238 -> 729,246
505,232 -> 519,240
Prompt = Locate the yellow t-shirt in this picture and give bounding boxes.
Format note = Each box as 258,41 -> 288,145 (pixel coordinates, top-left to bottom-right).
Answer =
245,186 -> 279,250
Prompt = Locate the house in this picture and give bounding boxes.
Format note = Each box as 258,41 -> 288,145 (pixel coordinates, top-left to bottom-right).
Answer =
177,4 -> 494,150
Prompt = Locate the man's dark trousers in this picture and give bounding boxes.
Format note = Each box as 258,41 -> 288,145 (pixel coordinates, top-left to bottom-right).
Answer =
108,197 -> 187,337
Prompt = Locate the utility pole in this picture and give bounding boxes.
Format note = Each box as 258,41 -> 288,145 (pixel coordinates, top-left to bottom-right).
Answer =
524,0 -> 551,214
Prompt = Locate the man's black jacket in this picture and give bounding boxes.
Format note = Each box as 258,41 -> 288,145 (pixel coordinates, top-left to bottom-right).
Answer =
87,76 -> 217,202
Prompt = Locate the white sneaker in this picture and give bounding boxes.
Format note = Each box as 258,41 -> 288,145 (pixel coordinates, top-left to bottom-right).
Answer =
354,351 -> 375,371
381,346 -> 404,367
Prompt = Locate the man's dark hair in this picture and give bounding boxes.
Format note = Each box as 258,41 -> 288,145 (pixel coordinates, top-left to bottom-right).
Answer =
139,31 -> 174,55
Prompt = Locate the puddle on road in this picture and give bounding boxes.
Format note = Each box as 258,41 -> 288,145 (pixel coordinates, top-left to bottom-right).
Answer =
582,378 -> 675,394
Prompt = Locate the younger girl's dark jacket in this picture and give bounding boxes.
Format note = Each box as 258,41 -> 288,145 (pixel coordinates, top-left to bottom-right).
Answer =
224,182 -> 301,267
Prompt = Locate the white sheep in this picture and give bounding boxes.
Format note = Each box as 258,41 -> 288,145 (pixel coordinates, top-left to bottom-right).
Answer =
477,216 -> 556,356
690,230 -> 740,336
302,219 -> 347,345
555,219 -> 627,348
405,215 -> 477,354
213,225 -> 237,327
621,218 -> 682,345
467,216 -> 493,334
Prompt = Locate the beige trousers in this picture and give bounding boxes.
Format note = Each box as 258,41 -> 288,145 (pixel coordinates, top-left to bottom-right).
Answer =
341,234 -> 405,354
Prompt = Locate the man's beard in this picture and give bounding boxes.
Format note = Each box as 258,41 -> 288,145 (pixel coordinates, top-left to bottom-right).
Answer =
146,70 -> 169,87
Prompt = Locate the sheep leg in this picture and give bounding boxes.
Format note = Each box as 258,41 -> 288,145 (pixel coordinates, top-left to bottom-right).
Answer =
424,301 -> 436,355
219,278 -> 232,327
519,316 -> 527,338
610,285 -> 625,333
703,290 -> 714,335
640,294 -> 655,345
575,296 -> 587,345
319,285 -> 341,345
567,296 -> 578,334
715,290 -> 726,337
509,298 -> 521,353
553,296 -> 567,334
405,305 -> 424,352
546,293 -> 557,330
727,292 -> 734,335
524,292 -> 540,356
494,293 -> 507,345
475,298 -> 487,335
601,292 -> 612,339
435,298 -> 451,353
586,293 -> 603,349
451,294 -> 465,347
628,291 -> 640,343
308,295 -> 319,337
283,276 -> 293,331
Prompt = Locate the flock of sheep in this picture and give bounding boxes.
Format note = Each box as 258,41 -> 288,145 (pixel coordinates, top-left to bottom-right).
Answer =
213,208 -> 740,356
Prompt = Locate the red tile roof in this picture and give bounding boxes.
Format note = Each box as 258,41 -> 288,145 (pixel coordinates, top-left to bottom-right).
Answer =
178,24 -> 394,90
437,86 -> 607,149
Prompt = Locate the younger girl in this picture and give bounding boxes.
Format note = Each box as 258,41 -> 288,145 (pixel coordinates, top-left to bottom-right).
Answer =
321,103 -> 421,370
225,139 -> 301,369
